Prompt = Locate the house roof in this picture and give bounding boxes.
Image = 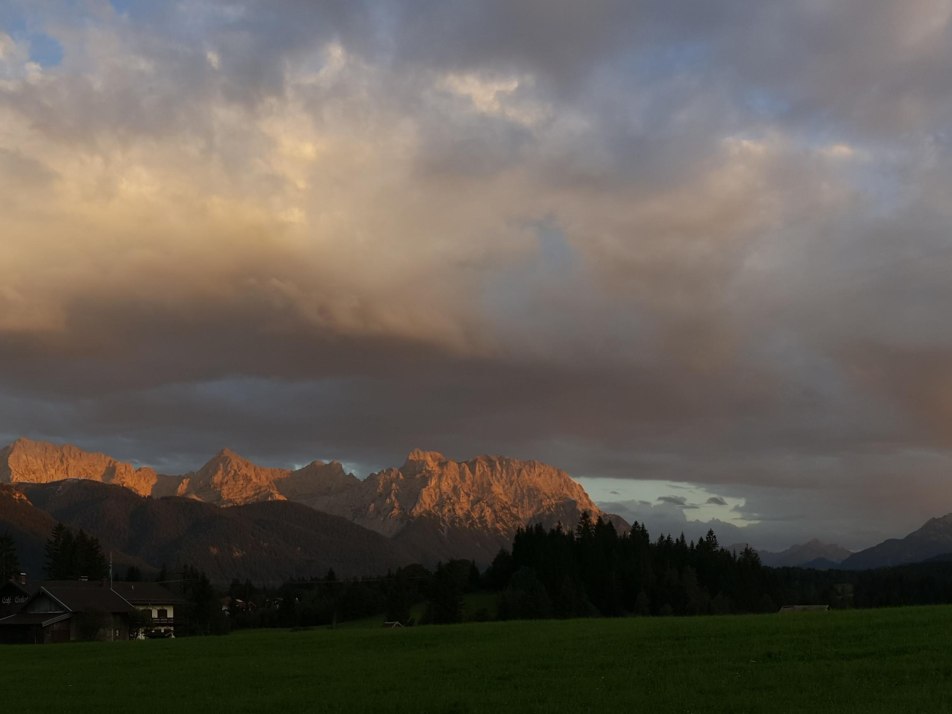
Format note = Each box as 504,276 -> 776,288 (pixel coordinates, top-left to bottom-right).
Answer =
1,579 -> 36,599
110,581 -> 186,606
39,582 -> 135,614
0,612 -> 71,628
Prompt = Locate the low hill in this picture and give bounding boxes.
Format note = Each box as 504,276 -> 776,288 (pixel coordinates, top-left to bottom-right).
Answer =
0,483 -> 155,579
0,484 -> 58,578
16,481 -> 412,584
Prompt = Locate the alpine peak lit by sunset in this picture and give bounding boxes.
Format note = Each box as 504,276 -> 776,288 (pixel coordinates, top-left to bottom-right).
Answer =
2,0 -> 952,552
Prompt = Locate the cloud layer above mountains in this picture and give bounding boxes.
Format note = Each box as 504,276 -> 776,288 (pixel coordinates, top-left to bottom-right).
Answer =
3,0 -> 952,548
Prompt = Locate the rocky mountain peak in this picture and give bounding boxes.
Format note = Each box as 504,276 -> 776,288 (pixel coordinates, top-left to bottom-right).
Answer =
311,451 -> 610,541
0,437 -> 159,497
178,448 -> 289,506
209,447 -> 248,464
405,449 -> 446,466
274,460 -> 360,503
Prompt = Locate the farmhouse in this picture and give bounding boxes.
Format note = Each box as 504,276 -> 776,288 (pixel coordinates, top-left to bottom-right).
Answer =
0,574 -> 35,618
0,580 -> 134,644
111,581 -> 186,638
0,578 -> 187,643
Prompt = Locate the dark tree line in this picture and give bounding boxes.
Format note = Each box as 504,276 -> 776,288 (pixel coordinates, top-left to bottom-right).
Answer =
485,514 -> 778,619
219,516 -> 782,631
20,518 -> 952,635
170,564 -> 230,635
223,561 -> 482,630
772,560 -> 952,609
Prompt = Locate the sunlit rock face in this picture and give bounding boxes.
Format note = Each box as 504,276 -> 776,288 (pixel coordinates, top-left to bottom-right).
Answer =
305,449 -> 609,539
175,448 -> 289,506
174,450 -> 361,507
0,437 -> 159,496
0,438 -> 622,563
274,460 -> 361,504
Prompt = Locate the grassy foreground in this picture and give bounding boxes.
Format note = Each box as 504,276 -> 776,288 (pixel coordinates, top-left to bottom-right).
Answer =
4,606 -> 952,713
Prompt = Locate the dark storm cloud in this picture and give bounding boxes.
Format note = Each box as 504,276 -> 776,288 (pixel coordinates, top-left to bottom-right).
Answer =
2,1 -> 952,548
657,496 -> 698,510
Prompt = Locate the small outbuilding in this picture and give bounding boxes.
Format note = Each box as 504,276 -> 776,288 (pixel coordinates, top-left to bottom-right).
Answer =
778,604 -> 830,614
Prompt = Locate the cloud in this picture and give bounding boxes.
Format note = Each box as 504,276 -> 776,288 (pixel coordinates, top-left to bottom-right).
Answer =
2,1 -> 952,548
706,497 -> 728,506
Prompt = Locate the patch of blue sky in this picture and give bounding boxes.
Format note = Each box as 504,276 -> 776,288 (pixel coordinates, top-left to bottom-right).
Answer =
0,6 -> 26,35
479,221 -> 647,362
0,4 -> 63,68
28,31 -> 62,67
108,0 -> 142,18
629,40 -> 712,79
478,219 -> 576,326
743,88 -> 790,119
536,219 -> 573,271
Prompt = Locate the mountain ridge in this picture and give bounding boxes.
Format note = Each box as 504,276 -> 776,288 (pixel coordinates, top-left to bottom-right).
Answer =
0,437 -> 624,566
758,538 -> 852,568
0,437 -> 163,496
841,514 -> 952,570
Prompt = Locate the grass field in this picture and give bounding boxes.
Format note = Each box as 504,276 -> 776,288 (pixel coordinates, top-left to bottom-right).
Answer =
4,606 -> 952,713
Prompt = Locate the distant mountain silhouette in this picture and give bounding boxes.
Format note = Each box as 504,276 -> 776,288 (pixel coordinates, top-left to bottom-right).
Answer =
759,539 -> 851,568
841,515 -> 952,570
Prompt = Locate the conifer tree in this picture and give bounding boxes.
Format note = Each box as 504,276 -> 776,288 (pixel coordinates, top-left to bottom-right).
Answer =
44,523 -> 108,579
0,532 -> 20,582
45,522 -> 69,579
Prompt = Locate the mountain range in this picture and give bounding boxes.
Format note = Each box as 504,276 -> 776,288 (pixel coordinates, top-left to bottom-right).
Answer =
839,515 -> 952,570
758,539 -> 853,569
0,438 -> 626,582
5,437 -> 952,582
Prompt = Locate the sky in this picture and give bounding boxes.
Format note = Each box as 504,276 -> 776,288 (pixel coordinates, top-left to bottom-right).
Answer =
2,1 -> 952,551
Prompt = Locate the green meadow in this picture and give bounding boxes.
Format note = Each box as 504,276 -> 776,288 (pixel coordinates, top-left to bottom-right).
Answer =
4,606 -> 952,713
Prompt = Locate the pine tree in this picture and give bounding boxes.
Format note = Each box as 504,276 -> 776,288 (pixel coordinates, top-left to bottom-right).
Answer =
45,522 -> 68,579
426,562 -> 463,624
0,532 -> 20,582
385,574 -> 412,625
181,565 -> 220,634
73,530 -> 108,580
44,524 -> 108,579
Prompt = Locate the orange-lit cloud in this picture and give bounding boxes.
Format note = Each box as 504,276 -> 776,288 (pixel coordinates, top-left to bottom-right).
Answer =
3,1 -> 952,549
